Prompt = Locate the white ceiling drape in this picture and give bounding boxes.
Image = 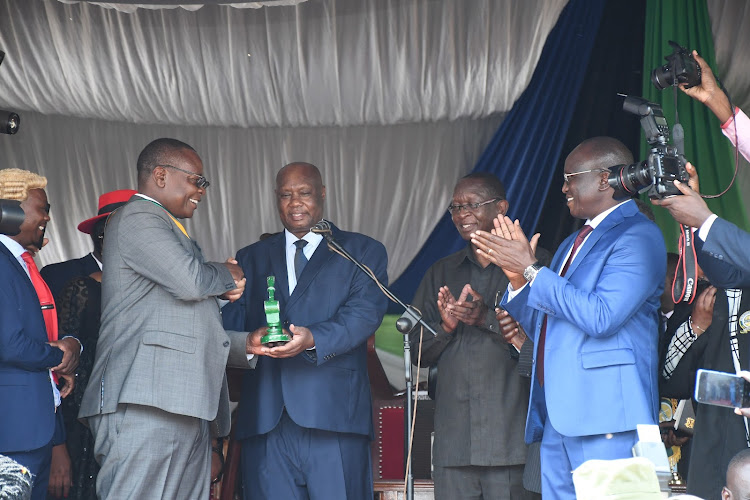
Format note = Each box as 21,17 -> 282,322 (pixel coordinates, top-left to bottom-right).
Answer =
0,0 -> 566,128
56,1 -> 309,13
1,0 -> 568,276
1,0 -> 749,279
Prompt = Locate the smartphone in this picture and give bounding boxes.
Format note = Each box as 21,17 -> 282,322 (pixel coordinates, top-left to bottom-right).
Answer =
694,369 -> 750,408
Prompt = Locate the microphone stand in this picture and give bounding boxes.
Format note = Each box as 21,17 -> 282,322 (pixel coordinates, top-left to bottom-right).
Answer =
318,231 -> 438,500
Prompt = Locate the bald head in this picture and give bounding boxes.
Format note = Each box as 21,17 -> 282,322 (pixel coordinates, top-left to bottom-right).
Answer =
723,448 -> 750,500
571,136 -> 634,168
563,136 -> 634,220
276,162 -> 322,190
275,162 -> 326,238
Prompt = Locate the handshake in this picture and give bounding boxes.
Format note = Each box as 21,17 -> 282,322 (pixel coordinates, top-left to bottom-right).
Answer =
220,258 -> 246,303
218,257 -> 316,359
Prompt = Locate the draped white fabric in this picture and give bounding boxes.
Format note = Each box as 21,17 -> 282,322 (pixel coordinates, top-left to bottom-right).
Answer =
0,0 -> 564,277
57,1 -> 309,13
1,109 -> 504,275
0,0 -> 749,279
0,0 -> 566,127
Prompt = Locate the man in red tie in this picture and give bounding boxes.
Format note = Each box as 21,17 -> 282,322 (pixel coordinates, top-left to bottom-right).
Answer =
0,168 -> 80,500
470,137 -> 666,499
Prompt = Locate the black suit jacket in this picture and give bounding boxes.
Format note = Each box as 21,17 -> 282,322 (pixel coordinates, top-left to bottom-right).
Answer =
41,253 -> 99,300
660,288 -> 750,500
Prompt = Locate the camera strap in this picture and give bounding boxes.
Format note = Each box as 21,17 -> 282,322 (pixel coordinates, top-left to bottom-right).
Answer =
672,224 -> 699,304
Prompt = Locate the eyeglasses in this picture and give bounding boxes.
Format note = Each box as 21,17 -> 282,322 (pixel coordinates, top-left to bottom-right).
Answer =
447,198 -> 501,215
563,169 -> 608,184
157,164 -> 210,189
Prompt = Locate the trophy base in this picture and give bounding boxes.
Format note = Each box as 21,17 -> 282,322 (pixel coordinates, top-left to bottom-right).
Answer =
261,331 -> 290,347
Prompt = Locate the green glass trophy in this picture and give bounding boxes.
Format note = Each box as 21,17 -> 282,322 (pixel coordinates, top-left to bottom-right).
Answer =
261,276 -> 290,346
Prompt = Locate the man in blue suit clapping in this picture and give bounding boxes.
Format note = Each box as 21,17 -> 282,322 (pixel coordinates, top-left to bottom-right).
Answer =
471,137 -> 666,499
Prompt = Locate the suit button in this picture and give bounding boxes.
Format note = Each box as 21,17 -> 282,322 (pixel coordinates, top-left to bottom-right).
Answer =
223,341 -> 230,347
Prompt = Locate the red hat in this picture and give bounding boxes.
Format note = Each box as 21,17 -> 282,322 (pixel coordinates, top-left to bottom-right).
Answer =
77,189 -> 137,234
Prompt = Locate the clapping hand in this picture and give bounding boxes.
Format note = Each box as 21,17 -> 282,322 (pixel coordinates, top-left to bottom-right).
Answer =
471,216 -> 540,289
445,284 -> 488,328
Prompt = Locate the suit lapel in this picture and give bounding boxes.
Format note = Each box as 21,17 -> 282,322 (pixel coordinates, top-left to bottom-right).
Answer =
268,234 -> 290,303
0,243 -> 37,296
564,202 -> 629,277
286,232 -> 335,310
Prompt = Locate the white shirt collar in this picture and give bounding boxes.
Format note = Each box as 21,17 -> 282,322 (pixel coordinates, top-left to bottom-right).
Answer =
91,252 -> 103,270
585,199 -> 631,229
134,192 -> 160,205
284,228 -> 323,249
0,234 -> 28,259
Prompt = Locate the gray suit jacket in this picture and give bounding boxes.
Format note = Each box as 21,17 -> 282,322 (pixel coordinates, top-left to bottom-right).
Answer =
79,196 -> 253,437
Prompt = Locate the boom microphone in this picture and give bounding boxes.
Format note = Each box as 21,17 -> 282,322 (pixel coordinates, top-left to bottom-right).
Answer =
310,219 -> 332,234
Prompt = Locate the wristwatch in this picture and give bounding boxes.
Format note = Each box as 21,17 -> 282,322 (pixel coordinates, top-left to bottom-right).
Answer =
523,261 -> 543,283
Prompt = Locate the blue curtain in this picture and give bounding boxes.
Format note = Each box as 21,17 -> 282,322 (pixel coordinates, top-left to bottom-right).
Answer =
388,0 -> 607,311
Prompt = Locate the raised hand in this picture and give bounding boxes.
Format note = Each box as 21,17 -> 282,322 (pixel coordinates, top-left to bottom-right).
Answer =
651,176 -> 713,228
690,285 -> 717,336
471,216 -> 539,289
446,284 -> 488,327
679,51 -> 733,123
437,286 -> 459,333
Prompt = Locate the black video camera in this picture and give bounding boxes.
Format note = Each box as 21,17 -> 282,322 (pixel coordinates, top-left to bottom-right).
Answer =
651,41 -> 702,90
607,96 -> 689,199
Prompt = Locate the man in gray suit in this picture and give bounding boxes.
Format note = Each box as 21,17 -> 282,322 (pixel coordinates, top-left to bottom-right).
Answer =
79,138 -> 262,499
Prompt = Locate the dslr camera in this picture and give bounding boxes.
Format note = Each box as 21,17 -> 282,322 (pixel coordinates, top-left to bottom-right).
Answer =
651,41 -> 702,90
607,96 -> 689,199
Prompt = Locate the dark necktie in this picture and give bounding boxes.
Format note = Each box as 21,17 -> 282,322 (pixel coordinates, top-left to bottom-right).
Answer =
537,224 -> 593,386
22,251 -> 59,382
294,239 -> 308,280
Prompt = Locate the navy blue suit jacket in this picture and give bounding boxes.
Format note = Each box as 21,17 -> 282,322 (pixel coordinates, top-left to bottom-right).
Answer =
502,201 -> 665,442
697,217 -> 750,288
41,253 -> 99,300
0,243 -> 63,453
222,224 -> 388,441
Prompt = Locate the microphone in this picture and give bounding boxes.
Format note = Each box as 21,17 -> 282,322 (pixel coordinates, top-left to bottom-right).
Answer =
310,219 -> 332,234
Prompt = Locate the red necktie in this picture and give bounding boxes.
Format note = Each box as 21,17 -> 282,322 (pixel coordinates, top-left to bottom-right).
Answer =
22,252 -> 59,384
537,225 -> 593,386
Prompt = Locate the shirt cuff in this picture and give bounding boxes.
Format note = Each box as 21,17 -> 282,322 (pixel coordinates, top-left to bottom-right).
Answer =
507,282 -> 528,301
246,354 -> 255,361
698,214 -> 719,241
720,107 -> 739,129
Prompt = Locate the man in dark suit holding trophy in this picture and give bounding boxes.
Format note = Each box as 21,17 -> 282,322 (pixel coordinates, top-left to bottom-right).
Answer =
223,162 -> 388,499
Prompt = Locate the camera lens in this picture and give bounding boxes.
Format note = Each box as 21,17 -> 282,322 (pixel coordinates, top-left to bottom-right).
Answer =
651,64 -> 673,90
1,110 -> 20,135
607,163 -> 652,198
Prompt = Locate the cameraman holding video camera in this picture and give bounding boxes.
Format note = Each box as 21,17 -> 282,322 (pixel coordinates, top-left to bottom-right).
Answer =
652,50 -> 750,289
650,48 -> 750,499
